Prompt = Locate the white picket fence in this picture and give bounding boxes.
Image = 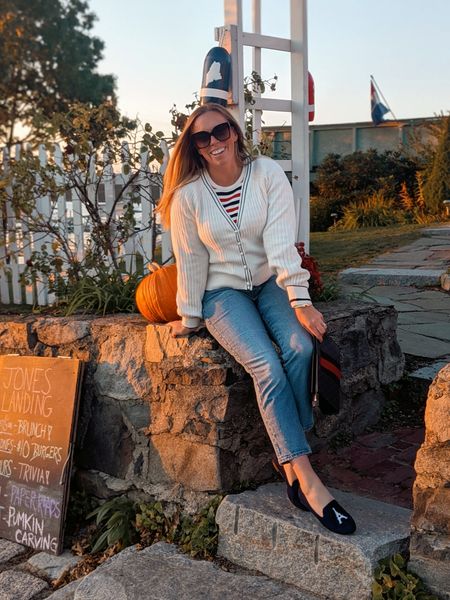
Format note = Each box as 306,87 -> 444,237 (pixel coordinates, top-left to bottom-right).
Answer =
0,142 -> 172,307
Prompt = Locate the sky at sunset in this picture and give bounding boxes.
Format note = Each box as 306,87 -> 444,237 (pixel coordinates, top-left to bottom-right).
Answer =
89,0 -> 450,134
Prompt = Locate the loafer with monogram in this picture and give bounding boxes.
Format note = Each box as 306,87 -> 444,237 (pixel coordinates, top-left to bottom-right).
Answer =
300,493 -> 356,535
272,457 -> 309,512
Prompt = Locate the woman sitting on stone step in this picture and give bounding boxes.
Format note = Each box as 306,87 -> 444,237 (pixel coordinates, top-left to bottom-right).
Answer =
158,103 -> 356,535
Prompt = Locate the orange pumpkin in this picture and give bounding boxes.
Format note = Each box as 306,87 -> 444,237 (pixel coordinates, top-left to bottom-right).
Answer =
135,263 -> 180,323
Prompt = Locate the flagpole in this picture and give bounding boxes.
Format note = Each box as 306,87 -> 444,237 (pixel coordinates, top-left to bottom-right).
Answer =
370,75 -> 397,121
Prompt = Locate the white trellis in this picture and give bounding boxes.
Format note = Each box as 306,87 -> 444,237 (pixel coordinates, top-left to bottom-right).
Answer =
0,143 -> 170,307
216,0 -> 310,247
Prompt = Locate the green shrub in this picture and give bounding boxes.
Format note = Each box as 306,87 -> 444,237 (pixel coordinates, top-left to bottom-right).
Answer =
409,209 -> 440,226
87,496 -> 138,553
310,149 -> 421,231
76,494 -> 223,560
422,115 -> 450,214
310,195 -> 345,232
136,496 -> 223,560
314,150 -> 419,205
135,501 -> 178,547
64,265 -> 142,316
336,192 -> 405,230
176,496 -> 222,559
397,171 -> 445,225
372,553 -> 438,599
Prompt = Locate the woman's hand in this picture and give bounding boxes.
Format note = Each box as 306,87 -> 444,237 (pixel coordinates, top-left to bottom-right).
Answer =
168,320 -> 204,338
294,305 -> 327,342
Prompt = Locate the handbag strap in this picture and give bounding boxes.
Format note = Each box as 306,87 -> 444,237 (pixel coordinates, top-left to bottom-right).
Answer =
311,336 -> 320,407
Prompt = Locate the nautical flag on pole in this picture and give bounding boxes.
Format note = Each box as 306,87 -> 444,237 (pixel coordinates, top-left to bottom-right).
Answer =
371,80 -> 389,125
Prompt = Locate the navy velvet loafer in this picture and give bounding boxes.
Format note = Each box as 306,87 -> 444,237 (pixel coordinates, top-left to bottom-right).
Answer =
301,494 -> 356,535
272,457 -> 309,512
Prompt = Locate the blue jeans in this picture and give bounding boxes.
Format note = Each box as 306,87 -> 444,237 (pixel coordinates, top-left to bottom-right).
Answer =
202,276 -> 314,463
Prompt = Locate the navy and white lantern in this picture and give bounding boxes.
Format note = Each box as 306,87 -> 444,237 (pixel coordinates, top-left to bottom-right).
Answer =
200,47 -> 231,106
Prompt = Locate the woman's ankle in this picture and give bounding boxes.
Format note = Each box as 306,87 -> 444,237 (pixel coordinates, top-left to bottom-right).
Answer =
290,454 -> 315,486
297,471 -> 324,496
290,456 -> 332,497
283,461 -> 296,486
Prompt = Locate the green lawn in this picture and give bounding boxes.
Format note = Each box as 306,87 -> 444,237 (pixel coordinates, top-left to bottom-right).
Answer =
310,224 -> 426,276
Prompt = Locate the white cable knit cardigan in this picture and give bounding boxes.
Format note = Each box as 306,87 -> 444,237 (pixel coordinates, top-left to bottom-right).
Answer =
170,156 -> 311,328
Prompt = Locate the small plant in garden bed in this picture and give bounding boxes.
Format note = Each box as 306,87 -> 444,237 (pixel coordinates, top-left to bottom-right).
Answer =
316,277 -> 340,302
176,497 -> 222,560
56,493 -> 224,591
87,496 -> 138,553
135,500 -> 179,548
20,248 -> 145,316
372,553 -> 438,600
63,266 -> 142,316
136,495 -> 223,560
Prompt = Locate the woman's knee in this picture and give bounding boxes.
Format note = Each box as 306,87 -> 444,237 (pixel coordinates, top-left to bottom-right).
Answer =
285,330 -> 314,363
245,350 -> 286,386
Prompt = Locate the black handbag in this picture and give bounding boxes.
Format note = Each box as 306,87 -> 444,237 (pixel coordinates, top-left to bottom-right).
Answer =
311,335 -> 341,415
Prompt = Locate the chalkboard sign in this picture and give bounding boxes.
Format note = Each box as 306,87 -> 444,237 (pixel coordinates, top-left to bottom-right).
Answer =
0,355 -> 83,555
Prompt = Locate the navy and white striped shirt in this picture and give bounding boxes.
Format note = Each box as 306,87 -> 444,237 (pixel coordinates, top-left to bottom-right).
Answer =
215,185 -> 242,224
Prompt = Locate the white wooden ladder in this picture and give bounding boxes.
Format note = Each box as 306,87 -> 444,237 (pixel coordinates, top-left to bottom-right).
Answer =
216,0 -> 310,247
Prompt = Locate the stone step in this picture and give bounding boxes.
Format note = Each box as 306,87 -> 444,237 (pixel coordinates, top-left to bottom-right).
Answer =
48,541 -> 321,600
408,359 -> 450,383
216,483 -> 411,600
422,226 -> 450,237
338,267 -> 443,287
404,358 -> 450,399
0,570 -> 49,600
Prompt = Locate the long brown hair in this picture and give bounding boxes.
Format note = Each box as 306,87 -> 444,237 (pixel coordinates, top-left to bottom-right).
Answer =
157,103 -> 252,228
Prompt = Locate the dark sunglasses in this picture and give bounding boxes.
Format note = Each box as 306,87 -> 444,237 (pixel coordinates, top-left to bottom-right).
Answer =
191,121 -> 232,149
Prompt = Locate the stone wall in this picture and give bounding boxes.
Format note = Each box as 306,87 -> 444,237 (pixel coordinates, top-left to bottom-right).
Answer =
0,301 -> 403,512
410,363 -> 450,599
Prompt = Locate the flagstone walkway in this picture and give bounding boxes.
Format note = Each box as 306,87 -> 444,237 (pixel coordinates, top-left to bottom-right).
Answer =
339,224 -> 450,362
